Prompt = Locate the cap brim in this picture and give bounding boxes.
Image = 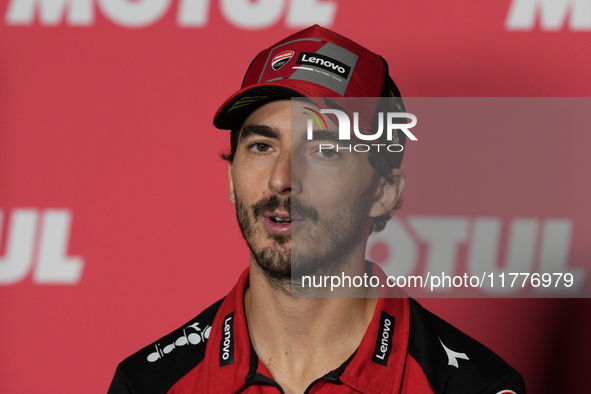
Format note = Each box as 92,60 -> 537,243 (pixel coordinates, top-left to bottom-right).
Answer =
213,80 -> 342,130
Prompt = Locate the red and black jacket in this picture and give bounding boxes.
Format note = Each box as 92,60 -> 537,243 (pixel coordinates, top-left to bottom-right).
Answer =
108,267 -> 525,393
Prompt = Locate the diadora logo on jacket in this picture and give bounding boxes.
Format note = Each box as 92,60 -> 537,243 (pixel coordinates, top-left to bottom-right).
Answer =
147,322 -> 211,362
439,338 -> 469,368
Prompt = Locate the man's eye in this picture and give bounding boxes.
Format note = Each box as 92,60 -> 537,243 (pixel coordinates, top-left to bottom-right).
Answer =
250,142 -> 272,153
318,148 -> 339,159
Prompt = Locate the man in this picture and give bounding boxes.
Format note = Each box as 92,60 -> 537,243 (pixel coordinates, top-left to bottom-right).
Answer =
108,25 -> 525,394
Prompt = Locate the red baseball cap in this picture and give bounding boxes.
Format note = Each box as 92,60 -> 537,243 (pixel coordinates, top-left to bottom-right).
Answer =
213,25 -> 405,131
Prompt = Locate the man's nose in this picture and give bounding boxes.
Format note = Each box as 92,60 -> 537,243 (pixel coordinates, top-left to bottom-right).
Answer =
268,150 -> 301,196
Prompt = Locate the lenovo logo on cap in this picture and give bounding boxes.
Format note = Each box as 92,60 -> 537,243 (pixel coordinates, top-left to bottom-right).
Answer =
296,52 -> 351,79
272,50 -> 295,71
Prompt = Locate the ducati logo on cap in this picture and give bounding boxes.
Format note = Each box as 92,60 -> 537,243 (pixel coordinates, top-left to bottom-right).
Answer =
271,50 -> 295,71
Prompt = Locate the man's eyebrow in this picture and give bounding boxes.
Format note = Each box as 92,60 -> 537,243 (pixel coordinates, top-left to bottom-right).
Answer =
239,124 -> 279,141
303,129 -> 339,143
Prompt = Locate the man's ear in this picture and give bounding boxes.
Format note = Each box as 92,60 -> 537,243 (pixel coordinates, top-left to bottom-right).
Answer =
228,162 -> 235,205
369,169 -> 406,218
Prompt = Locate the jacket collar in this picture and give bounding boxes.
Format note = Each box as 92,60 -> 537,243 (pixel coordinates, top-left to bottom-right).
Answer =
202,264 -> 410,393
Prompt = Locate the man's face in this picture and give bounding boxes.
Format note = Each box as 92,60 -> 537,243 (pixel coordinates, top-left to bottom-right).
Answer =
228,99 -> 386,289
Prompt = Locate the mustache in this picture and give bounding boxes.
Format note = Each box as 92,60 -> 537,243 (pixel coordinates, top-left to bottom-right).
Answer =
251,195 -> 319,222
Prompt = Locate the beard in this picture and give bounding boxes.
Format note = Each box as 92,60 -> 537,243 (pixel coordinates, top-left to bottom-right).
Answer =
234,194 -> 291,290
234,176 -> 378,293
235,194 -> 292,291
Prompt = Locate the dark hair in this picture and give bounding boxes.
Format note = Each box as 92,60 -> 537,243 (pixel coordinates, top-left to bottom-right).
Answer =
220,128 -> 401,234
219,128 -> 240,162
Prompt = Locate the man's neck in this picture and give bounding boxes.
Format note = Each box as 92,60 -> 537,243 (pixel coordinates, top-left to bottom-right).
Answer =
244,258 -> 378,394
